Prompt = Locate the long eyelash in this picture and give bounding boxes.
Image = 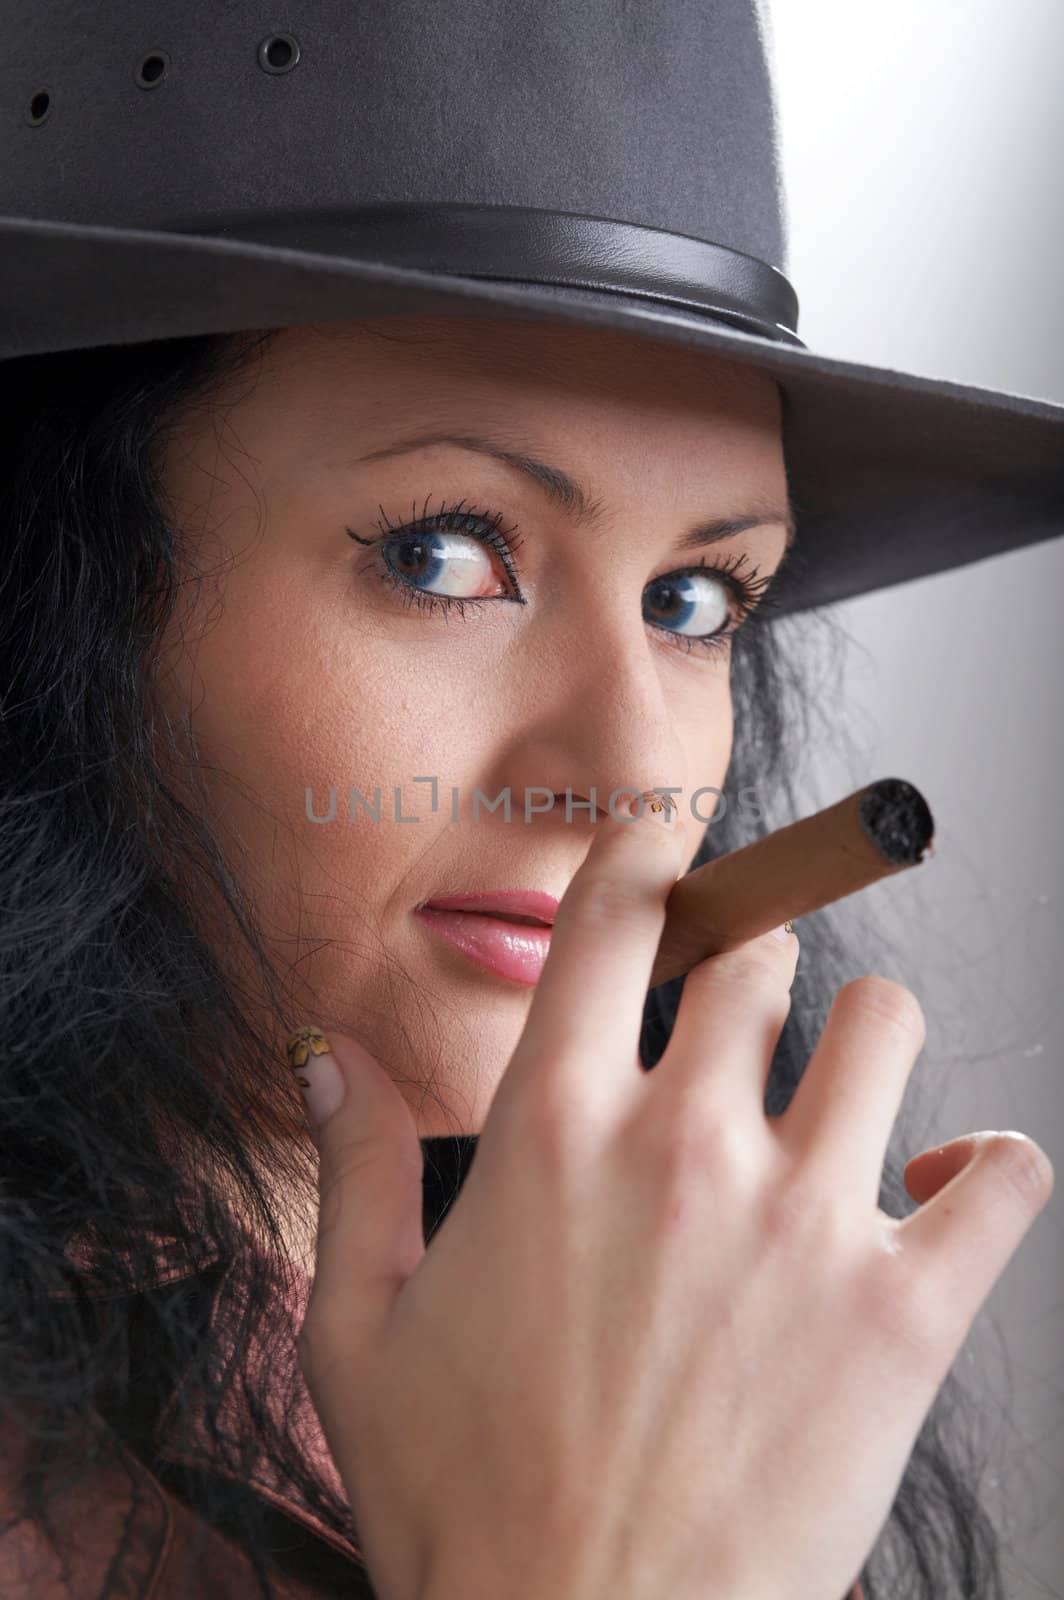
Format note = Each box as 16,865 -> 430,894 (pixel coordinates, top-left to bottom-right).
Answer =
345,497 -> 780,656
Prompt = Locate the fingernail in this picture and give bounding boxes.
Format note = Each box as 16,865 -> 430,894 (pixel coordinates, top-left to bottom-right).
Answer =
770,920 -> 795,942
627,789 -> 678,828
286,1025 -> 345,1130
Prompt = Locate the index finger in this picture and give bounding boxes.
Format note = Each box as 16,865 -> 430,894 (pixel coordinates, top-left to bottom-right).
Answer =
490,790 -> 687,1125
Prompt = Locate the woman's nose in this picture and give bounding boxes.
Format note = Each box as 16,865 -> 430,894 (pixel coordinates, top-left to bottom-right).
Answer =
498,619 -> 692,825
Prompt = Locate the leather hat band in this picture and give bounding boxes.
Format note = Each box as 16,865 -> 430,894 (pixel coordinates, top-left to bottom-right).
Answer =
174,203 -> 805,348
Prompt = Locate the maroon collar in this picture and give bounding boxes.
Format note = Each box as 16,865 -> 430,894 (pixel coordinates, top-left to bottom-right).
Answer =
53,1216 -> 365,1570
148,1245 -> 363,1568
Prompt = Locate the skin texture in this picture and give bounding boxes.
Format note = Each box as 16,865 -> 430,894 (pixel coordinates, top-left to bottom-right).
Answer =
150,313 -> 791,1149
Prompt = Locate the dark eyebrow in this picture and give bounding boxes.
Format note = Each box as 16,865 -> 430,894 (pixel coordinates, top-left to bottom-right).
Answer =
355,430 -> 797,552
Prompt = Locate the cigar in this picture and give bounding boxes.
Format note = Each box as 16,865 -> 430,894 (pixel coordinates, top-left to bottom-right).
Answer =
648,777 -> 935,989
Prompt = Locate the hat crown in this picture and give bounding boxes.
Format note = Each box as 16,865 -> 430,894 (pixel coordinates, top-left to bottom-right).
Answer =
1,2 -> 1062,625
6,0 -> 788,273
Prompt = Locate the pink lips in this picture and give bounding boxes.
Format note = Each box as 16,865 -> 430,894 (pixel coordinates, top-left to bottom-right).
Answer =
420,890 -> 559,924
414,889 -> 560,985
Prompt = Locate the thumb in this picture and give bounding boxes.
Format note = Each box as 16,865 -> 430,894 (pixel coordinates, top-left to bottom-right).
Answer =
288,1026 -> 426,1375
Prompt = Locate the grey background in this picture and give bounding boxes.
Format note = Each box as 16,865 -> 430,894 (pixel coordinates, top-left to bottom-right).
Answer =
762,1 -> 1064,1593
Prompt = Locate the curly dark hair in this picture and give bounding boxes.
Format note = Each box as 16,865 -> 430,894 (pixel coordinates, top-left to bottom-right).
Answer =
0,325 -> 1009,1598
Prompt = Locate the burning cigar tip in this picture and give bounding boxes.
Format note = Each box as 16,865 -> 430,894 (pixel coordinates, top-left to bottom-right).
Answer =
859,778 -> 935,867
648,775 -> 938,989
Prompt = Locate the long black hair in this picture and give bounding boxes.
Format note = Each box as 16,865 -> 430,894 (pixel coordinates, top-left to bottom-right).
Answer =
0,326 -> 1008,1598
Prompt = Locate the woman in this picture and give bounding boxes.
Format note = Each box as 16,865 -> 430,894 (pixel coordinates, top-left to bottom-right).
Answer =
0,312 -> 1051,1599
2,2 -> 1060,1597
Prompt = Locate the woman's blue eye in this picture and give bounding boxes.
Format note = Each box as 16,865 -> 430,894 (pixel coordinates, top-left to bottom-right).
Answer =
346,496 -> 779,660
643,570 -> 730,642
382,526 -> 507,601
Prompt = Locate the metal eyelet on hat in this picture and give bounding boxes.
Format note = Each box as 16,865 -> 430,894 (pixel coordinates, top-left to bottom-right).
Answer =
134,51 -> 171,91
24,89 -> 52,127
257,33 -> 301,75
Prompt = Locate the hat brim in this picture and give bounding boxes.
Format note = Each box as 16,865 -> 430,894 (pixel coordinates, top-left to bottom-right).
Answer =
2,212 -> 1062,617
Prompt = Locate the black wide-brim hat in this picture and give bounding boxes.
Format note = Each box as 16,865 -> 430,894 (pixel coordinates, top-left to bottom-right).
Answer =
3,0 -> 1062,618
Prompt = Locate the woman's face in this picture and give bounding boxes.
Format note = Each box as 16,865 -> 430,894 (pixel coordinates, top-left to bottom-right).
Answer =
152,315 -> 792,1137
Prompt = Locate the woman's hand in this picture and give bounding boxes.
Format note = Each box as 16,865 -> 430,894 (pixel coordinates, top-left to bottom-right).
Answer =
294,795 -> 1054,1600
